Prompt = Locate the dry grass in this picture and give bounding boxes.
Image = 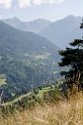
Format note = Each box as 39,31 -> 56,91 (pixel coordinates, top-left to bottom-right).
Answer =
0,92 -> 83,125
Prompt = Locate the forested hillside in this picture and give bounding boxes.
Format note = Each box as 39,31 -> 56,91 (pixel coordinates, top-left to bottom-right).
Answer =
0,21 -> 60,102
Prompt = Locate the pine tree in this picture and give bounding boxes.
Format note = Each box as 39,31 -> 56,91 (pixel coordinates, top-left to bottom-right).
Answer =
58,20 -> 83,91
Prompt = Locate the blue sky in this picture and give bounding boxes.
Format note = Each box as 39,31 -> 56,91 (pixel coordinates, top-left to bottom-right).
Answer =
0,0 -> 83,21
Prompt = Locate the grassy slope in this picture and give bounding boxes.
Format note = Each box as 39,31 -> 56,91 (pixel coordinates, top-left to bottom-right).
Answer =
1,86 -> 53,106
1,92 -> 83,125
35,87 -> 53,98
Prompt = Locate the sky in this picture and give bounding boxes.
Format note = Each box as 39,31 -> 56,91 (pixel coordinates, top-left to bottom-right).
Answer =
0,0 -> 83,22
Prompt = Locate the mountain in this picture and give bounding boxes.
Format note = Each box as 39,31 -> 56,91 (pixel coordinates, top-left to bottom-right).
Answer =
0,21 -> 59,59
2,17 -> 51,33
39,15 -> 82,48
0,21 -> 60,102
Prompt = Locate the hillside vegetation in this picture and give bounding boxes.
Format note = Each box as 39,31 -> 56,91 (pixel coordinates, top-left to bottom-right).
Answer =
0,16 -> 83,125
0,92 -> 83,125
0,21 -> 60,102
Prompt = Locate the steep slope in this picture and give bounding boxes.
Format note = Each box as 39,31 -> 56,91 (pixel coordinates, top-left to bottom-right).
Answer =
2,17 -> 51,33
0,21 -> 59,59
0,21 -> 60,102
39,15 -> 82,48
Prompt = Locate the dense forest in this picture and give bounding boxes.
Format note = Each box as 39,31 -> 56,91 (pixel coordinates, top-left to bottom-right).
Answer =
0,21 -> 61,102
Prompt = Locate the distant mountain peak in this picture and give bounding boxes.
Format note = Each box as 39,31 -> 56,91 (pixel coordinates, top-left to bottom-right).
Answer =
12,17 -> 21,22
66,15 -> 75,18
3,16 -> 21,22
39,15 -> 82,49
2,17 -> 51,33
64,15 -> 82,21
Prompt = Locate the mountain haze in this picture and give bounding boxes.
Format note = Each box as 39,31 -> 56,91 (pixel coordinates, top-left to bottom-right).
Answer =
39,15 -> 82,48
2,17 -> 51,33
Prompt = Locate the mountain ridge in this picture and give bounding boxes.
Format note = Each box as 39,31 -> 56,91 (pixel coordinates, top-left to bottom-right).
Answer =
39,15 -> 82,48
2,17 -> 51,33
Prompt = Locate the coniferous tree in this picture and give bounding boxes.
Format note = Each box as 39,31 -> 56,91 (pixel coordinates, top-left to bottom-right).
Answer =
58,20 -> 83,91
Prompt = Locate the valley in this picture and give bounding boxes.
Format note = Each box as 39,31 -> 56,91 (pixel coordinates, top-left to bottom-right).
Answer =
0,14 -> 83,125
0,20 -> 61,103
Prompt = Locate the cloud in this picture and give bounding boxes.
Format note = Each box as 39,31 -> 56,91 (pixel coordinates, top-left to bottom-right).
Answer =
33,0 -> 64,5
18,0 -> 64,8
0,0 -> 12,9
18,0 -> 31,8
0,0 -> 64,9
